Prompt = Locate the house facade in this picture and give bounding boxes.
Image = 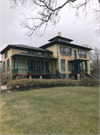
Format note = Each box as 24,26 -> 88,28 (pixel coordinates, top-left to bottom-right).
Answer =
0,33 -> 93,80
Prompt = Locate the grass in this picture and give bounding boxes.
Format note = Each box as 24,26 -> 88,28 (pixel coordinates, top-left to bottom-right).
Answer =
1,86 -> 99,134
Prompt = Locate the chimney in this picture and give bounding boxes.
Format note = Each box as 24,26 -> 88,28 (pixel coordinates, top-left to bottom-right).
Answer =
58,32 -> 61,36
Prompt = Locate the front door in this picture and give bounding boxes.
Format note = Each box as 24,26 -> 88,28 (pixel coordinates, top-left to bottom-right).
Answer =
45,62 -> 49,70
37,60 -> 43,70
73,62 -> 78,73
74,50 -> 77,60
74,63 -> 77,70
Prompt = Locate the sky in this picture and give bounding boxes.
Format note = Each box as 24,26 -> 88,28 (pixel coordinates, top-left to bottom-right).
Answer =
0,0 -> 100,61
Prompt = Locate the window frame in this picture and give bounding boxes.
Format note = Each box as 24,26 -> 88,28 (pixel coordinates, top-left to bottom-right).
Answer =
7,59 -> 10,71
79,50 -> 86,58
3,61 -> 5,72
60,46 -> 71,56
61,60 -> 65,71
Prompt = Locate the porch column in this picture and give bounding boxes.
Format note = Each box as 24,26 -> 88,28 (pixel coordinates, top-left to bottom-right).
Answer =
55,60 -> 56,71
78,62 -> 80,73
14,57 -> 15,69
40,75 -> 42,79
16,57 -> 18,69
29,75 -> 32,79
85,61 -> 87,74
77,74 -> 80,80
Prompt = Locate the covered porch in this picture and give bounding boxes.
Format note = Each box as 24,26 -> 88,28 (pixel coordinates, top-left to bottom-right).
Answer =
11,53 -> 57,79
69,59 -> 89,74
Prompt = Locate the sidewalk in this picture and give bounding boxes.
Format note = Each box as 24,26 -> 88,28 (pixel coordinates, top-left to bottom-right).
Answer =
1,85 -> 7,90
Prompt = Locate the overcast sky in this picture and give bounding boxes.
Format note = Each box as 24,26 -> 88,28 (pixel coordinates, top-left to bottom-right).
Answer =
0,0 -> 100,61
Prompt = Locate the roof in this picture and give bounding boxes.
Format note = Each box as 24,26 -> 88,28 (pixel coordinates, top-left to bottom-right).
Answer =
11,53 -> 57,60
40,40 -> 92,51
69,59 -> 89,62
0,44 -> 53,54
48,36 -> 73,42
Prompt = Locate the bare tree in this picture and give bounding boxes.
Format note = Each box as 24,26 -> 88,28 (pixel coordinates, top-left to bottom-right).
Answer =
11,0 -> 100,36
94,6 -> 100,36
89,47 -> 100,79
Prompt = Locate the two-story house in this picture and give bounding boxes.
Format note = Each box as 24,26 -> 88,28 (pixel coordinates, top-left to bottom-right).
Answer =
0,32 -> 94,80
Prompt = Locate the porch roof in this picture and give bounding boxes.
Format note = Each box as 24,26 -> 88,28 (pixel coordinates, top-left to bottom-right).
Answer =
69,59 -> 89,62
11,53 -> 57,60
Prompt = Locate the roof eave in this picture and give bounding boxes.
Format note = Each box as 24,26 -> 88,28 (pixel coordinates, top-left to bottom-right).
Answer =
40,41 -> 93,51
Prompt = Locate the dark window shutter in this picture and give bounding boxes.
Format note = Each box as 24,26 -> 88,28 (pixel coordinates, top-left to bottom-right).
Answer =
9,59 -> 10,67
82,62 -> 83,70
67,61 -> 69,71
60,46 -> 61,54
34,61 -> 35,70
42,61 -> 44,70
36,61 -> 37,70
28,60 -> 30,70
60,60 -> 62,70
47,62 -> 49,70
78,50 -> 80,57
87,63 -> 88,71
70,48 -> 72,56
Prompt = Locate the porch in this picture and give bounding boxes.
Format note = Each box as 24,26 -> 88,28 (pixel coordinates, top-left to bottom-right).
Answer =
69,59 -> 89,74
11,53 -> 58,79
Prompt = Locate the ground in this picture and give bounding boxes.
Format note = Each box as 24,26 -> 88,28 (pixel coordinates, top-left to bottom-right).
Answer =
1,86 -> 99,134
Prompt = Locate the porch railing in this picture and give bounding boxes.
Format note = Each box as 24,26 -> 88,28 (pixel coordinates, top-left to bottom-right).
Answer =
56,70 -> 65,79
12,69 -> 50,74
72,69 -> 87,74
48,70 -> 57,79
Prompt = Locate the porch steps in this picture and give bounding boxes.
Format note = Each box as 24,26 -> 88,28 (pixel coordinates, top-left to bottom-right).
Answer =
81,73 -> 97,80
55,74 -> 62,79
1,79 -> 9,85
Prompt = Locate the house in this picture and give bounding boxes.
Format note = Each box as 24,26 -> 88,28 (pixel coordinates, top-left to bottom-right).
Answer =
0,32 -> 94,80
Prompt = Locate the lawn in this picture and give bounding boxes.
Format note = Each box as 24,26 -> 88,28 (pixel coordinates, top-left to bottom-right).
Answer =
1,86 -> 99,134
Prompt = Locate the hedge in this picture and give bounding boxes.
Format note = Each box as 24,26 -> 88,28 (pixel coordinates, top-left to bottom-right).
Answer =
7,77 -> 99,91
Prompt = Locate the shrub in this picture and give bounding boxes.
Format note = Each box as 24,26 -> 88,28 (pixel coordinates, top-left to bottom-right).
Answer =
80,77 -> 98,86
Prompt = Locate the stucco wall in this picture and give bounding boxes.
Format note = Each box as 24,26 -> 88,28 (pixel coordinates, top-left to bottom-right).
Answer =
12,48 -> 27,55
46,44 -> 90,75
58,44 -> 90,75
46,45 -> 57,58
2,49 -> 12,72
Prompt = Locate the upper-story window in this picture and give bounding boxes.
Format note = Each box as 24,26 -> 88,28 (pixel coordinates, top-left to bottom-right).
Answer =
79,50 -> 86,58
5,51 -> 8,59
37,52 -> 41,55
60,46 -> 71,56
28,50 -> 35,55
41,52 -> 45,56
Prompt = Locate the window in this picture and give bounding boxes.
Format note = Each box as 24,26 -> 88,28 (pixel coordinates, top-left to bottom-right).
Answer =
79,50 -> 86,58
60,46 -> 71,56
28,50 -> 35,55
7,59 -> 10,71
3,61 -> 5,72
37,52 -> 41,55
42,52 -> 45,56
30,60 -> 35,69
5,51 -> 7,58
61,60 -> 65,71
45,53 -> 48,56
64,47 -> 66,55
